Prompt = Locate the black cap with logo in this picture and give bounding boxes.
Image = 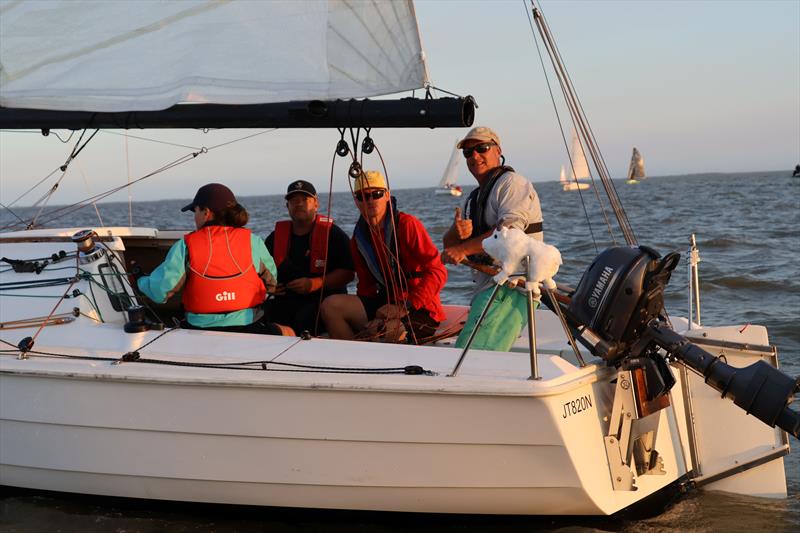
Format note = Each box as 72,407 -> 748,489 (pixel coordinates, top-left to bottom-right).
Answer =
285,180 -> 317,200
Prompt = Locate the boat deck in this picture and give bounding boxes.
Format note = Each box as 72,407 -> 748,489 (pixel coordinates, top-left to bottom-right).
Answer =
0,317 -> 603,396
0,226 -> 598,396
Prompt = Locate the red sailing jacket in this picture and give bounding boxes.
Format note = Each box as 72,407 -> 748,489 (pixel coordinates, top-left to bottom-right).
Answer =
183,226 -> 266,314
272,215 -> 333,274
351,212 -> 447,322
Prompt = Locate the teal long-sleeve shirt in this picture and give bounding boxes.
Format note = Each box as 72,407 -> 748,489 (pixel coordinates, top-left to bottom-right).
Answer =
137,233 -> 277,328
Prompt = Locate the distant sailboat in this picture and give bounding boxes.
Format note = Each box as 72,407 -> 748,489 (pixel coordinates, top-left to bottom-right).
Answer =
435,139 -> 463,197
625,147 -> 646,184
561,129 -> 591,191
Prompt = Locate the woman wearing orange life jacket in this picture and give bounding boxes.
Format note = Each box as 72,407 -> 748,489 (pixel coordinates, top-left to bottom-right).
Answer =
137,183 -> 285,334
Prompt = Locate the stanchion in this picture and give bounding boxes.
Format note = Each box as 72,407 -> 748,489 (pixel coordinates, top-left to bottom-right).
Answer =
449,283 -> 502,377
527,287 -> 540,380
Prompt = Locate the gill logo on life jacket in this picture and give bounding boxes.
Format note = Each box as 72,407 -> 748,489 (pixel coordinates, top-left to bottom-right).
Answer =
215,291 -> 236,302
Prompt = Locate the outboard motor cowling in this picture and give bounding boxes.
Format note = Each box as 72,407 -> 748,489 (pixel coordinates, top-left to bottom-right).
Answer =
568,245 -> 680,363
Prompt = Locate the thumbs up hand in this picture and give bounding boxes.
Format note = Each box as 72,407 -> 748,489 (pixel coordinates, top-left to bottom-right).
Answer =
453,207 -> 472,240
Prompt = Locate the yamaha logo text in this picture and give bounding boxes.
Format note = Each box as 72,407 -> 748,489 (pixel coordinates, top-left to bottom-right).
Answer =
587,266 -> 613,309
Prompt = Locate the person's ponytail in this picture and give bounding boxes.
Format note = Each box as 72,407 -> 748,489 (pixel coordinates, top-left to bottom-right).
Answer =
224,203 -> 249,228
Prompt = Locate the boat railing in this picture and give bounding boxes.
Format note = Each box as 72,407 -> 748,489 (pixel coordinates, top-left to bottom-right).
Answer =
449,256 -> 585,379
687,234 -> 702,329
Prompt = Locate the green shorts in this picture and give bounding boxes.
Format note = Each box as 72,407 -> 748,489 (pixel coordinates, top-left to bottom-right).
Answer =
455,285 -> 536,352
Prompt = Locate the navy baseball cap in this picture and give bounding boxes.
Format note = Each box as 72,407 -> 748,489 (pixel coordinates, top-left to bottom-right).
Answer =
285,180 -> 317,199
181,183 -> 237,212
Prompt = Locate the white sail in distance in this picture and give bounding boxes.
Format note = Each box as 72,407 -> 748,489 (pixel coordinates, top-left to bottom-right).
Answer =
568,129 -> 590,181
438,139 -> 460,188
0,0 -> 430,112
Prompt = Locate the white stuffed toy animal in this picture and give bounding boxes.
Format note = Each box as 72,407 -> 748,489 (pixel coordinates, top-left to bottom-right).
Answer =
481,226 -> 562,296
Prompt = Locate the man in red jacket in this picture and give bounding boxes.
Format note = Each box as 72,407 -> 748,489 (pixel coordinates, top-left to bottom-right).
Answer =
320,171 -> 447,344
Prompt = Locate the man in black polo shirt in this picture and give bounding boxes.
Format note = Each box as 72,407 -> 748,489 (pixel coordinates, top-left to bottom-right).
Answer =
264,180 -> 354,335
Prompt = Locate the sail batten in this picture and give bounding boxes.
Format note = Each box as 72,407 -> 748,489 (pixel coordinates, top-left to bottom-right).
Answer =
0,0 -> 430,112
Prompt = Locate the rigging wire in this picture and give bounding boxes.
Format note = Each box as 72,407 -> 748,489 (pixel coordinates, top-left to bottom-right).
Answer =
99,130 -> 202,150
2,128 -> 280,232
0,201 -> 27,225
425,85 -> 465,99
311,136 -> 345,336
529,1 -> 617,246
125,132 -> 133,226
531,1 -> 637,246
74,160 -> 105,227
523,1 -> 601,253
28,128 -> 100,228
533,3 -> 623,242
4,167 -> 61,210
330,128 -> 423,344
2,150 -> 200,231
4,130 -> 96,211
204,128 -> 278,151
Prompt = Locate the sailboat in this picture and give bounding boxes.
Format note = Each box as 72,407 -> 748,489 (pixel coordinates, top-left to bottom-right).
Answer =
0,1 -> 797,517
435,140 -> 463,197
561,130 -> 591,191
626,147 -> 647,184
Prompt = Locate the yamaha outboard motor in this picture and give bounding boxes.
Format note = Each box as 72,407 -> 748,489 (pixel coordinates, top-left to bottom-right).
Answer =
554,245 -> 800,439
567,245 -> 679,363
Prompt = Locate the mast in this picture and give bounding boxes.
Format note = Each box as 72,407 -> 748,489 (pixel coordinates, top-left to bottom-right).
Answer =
531,7 -> 637,246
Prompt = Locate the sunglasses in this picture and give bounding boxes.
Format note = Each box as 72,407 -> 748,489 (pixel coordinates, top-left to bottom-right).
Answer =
462,141 -> 495,159
354,189 -> 387,202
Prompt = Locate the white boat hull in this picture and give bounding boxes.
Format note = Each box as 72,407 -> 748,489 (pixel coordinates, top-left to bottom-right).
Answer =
562,181 -> 590,191
0,227 -> 789,515
0,350 -> 685,515
435,187 -> 463,197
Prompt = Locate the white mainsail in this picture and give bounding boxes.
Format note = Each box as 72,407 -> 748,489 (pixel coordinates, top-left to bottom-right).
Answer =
568,129 -> 590,181
627,147 -> 646,180
0,0 -> 429,112
438,139 -> 460,188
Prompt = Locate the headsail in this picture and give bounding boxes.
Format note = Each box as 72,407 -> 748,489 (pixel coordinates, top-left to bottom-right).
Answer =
627,147 -> 646,181
438,139 -> 460,188
0,0 -> 430,112
568,129 -> 590,181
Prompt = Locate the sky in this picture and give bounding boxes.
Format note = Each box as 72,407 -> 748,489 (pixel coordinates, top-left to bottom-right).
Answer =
1,0 -> 798,206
